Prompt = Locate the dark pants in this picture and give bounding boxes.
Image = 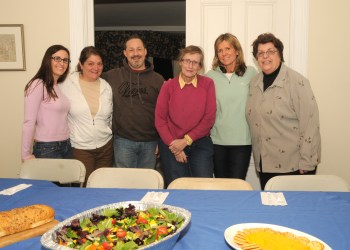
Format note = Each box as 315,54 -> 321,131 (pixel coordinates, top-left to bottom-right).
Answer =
33,139 -> 72,159
159,136 -> 214,187
213,144 -> 252,180
72,138 -> 113,185
259,159 -> 317,190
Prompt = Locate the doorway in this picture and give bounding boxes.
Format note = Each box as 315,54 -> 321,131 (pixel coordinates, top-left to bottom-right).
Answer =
93,0 -> 185,79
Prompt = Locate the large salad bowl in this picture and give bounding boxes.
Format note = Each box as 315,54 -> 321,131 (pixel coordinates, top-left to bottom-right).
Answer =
41,201 -> 191,250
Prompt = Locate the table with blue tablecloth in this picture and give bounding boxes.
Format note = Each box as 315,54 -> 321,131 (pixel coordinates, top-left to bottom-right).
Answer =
1,178 -> 350,249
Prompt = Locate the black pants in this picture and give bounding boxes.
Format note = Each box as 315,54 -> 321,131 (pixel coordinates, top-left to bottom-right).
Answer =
259,159 -> 317,190
213,144 -> 252,179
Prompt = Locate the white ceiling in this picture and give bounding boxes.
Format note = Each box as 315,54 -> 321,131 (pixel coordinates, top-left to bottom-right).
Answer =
94,1 -> 185,30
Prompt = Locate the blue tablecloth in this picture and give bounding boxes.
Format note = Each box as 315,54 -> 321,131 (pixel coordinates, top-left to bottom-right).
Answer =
1,178 -> 350,249
0,178 -> 57,189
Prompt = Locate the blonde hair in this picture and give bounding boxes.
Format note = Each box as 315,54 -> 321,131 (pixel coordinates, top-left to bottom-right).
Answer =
212,33 -> 247,76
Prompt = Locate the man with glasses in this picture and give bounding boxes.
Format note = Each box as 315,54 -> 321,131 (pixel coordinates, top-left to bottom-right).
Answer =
102,35 -> 164,169
246,33 -> 321,190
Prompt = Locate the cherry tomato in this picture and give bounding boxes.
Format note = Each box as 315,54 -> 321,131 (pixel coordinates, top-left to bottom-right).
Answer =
111,219 -> 116,225
116,228 -> 127,238
157,226 -> 168,235
137,217 -> 148,224
101,242 -> 112,250
88,245 -> 97,250
156,226 -> 168,239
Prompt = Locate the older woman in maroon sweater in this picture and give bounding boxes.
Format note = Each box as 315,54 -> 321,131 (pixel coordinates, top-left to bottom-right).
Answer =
155,45 -> 216,187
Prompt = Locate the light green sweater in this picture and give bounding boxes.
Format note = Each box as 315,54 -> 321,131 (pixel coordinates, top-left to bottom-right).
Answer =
206,66 -> 257,145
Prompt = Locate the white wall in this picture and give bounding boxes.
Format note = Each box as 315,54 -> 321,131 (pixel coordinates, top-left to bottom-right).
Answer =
0,0 -> 70,177
308,0 -> 350,184
0,0 -> 349,188
186,0 -> 308,190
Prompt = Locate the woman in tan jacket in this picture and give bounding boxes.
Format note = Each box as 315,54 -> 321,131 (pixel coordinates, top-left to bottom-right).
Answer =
246,33 -> 321,190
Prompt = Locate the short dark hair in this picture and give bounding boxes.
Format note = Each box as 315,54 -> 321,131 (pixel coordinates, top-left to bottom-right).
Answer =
77,46 -> 104,72
252,33 -> 284,62
124,34 -> 146,50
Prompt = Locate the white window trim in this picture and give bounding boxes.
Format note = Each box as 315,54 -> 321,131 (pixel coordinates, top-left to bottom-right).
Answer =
68,0 -> 95,69
69,0 -> 308,76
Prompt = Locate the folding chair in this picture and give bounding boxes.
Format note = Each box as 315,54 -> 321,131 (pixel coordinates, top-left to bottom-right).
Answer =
19,159 -> 86,187
86,167 -> 164,189
167,177 -> 253,190
264,175 -> 349,192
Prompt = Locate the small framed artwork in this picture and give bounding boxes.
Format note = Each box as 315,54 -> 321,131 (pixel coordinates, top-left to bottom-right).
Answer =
0,24 -> 26,71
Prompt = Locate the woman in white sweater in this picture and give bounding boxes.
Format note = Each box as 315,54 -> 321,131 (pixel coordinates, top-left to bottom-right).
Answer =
60,46 -> 113,184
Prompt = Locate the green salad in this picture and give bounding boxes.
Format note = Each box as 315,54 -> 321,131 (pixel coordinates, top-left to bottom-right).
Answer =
55,204 -> 185,250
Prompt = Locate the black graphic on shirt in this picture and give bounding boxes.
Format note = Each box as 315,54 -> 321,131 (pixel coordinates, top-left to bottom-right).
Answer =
118,81 -> 148,97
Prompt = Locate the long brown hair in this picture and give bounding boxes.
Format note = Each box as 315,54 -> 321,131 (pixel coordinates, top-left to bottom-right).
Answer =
24,45 -> 70,100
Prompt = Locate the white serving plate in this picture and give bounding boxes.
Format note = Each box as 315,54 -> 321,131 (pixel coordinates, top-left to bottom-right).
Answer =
224,223 -> 331,250
41,201 -> 191,250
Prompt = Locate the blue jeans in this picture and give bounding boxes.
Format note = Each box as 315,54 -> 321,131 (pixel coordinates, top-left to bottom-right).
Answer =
33,139 -> 72,159
113,136 -> 157,169
213,144 -> 252,179
159,136 -> 214,187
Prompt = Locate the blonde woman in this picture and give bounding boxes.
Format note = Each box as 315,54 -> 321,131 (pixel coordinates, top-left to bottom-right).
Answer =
207,33 -> 257,180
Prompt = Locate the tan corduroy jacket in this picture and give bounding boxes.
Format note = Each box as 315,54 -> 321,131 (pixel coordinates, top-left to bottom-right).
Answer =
246,64 -> 321,173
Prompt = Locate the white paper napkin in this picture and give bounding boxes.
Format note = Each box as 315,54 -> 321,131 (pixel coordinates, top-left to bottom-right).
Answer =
140,191 -> 169,204
0,184 -> 32,195
261,192 -> 288,206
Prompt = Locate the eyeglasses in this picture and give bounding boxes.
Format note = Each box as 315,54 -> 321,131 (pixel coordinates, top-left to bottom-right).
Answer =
51,56 -> 70,64
181,59 -> 200,67
257,49 -> 277,58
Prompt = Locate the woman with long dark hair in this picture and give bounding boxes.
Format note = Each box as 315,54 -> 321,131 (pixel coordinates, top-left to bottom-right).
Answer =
21,45 -> 72,161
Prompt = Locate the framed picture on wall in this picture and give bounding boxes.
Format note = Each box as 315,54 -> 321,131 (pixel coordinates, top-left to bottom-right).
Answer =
0,24 -> 26,71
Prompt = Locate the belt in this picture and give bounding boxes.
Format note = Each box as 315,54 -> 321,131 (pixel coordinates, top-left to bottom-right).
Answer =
34,139 -> 70,146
